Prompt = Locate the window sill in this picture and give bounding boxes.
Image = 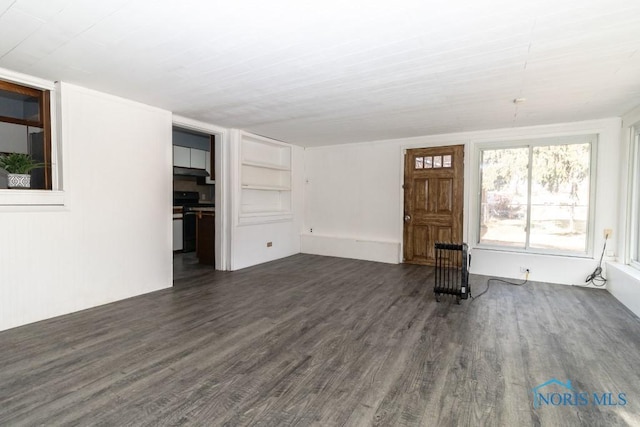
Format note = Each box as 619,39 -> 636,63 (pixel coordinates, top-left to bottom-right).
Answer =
606,262 -> 640,279
0,190 -> 65,207
237,211 -> 293,225
472,244 -> 591,259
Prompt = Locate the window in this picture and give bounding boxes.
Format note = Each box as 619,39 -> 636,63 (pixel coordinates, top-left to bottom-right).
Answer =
631,128 -> 640,267
0,79 -> 52,190
478,135 -> 595,255
414,155 -> 452,169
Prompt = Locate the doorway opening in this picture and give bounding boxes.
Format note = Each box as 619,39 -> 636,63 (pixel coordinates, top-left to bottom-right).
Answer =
172,125 -> 219,282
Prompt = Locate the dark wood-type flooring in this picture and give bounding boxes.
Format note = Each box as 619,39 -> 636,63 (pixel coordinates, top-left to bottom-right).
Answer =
1,254 -> 640,426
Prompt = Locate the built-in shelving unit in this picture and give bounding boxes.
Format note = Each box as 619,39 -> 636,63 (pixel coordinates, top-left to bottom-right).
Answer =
239,132 -> 292,224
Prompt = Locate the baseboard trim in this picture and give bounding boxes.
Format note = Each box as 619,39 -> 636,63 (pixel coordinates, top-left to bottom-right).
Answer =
300,234 -> 401,264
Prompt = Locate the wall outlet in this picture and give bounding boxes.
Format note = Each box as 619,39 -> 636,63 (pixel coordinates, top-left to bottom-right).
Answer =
266,241 -> 273,247
519,266 -> 530,273
604,228 -> 613,238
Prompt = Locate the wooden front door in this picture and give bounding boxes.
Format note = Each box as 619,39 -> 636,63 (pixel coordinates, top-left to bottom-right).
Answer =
403,145 -> 464,265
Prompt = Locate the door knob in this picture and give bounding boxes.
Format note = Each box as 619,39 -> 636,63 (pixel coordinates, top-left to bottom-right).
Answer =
404,214 -> 411,223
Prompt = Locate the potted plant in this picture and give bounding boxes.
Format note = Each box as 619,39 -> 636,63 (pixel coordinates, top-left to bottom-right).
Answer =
0,153 -> 44,188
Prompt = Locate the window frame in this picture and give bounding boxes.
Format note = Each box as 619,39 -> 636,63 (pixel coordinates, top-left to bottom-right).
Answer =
630,126 -> 640,269
0,68 -> 62,207
474,135 -> 598,258
0,79 -> 52,190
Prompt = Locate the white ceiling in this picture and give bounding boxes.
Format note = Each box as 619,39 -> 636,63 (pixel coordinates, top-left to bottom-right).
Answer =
1,0 -> 639,147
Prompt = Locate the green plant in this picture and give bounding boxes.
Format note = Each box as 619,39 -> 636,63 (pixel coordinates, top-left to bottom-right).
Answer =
0,153 -> 44,174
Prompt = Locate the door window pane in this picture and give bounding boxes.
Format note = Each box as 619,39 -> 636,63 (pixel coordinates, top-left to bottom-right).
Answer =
415,156 -> 423,169
433,155 -> 442,168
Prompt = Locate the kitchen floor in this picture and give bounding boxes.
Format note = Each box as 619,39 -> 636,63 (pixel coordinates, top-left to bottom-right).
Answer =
173,252 -> 214,282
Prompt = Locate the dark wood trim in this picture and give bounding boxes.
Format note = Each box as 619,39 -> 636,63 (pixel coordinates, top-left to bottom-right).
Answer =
0,80 -> 43,98
0,80 -> 44,127
210,134 -> 215,177
0,115 -> 42,127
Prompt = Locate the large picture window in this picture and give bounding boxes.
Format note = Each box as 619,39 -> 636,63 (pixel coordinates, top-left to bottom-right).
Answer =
478,135 -> 595,255
0,79 -> 52,190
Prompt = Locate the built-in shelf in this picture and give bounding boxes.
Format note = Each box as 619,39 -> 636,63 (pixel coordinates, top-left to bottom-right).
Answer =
238,212 -> 294,225
242,184 -> 291,191
241,160 -> 290,171
238,132 -> 292,222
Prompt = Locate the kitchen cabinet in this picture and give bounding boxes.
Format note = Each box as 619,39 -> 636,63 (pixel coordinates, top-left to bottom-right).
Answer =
173,146 -> 209,171
173,217 -> 183,251
173,146 -> 191,168
190,148 -> 206,169
196,211 -> 215,265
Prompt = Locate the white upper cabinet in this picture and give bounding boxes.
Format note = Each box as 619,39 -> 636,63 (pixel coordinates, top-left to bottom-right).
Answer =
173,146 -> 210,173
190,149 -> 207,169
173,145 -> 191,168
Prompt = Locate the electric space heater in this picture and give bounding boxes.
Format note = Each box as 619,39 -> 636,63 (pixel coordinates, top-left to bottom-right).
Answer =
434,242 -> 470,304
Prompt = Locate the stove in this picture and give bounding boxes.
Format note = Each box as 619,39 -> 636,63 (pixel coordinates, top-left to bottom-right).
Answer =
173,191 -> 214,252
173,191 -> 214,208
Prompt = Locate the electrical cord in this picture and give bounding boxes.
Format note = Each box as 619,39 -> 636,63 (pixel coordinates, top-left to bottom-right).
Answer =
584,234 -> 608,287
470,272 -> 529,302
470,233 -> 609,299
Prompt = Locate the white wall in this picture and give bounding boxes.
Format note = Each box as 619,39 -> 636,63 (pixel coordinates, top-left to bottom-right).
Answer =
606,105 -> 640,318
229,131 -> 304,270
302,142 -> 402,263
0,82 -> 173,331
607,263 -> 640,317
302,118 -> 621,286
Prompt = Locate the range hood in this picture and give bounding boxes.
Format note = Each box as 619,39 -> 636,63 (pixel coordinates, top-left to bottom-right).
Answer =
173,166 -> 209,178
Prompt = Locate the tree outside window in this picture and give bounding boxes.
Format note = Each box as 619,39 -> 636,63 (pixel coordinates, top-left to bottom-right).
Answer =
479,136 -> 594,254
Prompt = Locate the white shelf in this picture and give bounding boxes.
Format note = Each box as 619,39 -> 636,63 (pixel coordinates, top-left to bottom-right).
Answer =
241,135 -> 291,170
242,160 -> 290,171
238,211 -> 293,225
242,184 -> 291,191
240,210 -> 293,217
239,132 -> 293,221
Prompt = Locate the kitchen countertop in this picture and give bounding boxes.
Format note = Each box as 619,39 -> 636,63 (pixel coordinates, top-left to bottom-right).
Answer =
172,205 -> 215,213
